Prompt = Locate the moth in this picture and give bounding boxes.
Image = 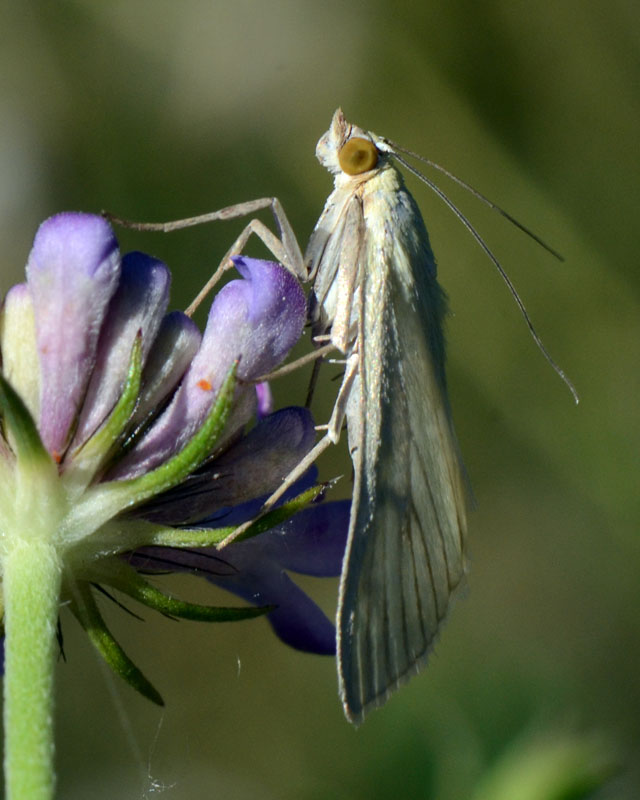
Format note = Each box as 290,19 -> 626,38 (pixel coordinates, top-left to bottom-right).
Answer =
105,109 -> 576,724
305,110 -> 469,723
290,110 -> 573,723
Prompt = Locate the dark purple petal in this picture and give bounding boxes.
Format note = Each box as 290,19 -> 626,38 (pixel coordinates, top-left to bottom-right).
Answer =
211,566 -> 336,654
110,258 -> 304,479
130,497 -> 349,654
134,407 -> 316,524
201,407 -> 315,506
198,465 -> 320,529
71,252 -> 170,448
142,534 -> 339,655
26,213 -> 120,456
251,500 -> 350,577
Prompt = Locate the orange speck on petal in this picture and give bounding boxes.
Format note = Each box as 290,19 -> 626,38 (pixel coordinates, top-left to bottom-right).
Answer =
52,451 -> 62,464
197,379 -> 212,391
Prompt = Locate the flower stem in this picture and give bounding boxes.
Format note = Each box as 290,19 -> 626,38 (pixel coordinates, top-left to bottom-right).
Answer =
3,538 -> 62,800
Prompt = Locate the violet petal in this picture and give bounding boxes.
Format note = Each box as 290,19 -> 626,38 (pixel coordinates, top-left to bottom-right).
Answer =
211,566 -> 337,654
131,497 -> 350,654
129,542 -> 336,655
230,256 -> 306,379
250,500 -> 350,577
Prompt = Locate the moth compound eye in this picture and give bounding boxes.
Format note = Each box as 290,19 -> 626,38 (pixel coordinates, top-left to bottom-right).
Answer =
338,137 -> 378,175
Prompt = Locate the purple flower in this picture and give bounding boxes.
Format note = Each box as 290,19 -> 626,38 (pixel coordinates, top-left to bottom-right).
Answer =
0,212 -> 348,701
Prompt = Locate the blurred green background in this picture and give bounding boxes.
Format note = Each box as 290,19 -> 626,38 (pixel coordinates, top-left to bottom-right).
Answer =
1,1 -> 638,798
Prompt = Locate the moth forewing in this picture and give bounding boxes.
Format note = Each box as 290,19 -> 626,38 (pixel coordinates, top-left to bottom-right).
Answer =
307,110 -> 468,722
307,198 -> 365,354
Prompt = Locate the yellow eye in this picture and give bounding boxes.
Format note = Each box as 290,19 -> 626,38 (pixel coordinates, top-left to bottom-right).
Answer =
338,137 -> 378,175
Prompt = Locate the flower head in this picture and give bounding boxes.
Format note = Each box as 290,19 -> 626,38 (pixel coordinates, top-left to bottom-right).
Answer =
0,212 -> 347,701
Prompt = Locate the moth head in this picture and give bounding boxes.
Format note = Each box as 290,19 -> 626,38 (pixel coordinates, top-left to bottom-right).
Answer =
316,108 -> 382,177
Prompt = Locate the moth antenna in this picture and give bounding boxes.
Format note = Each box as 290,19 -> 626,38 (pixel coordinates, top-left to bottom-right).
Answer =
384,140 -> 563,262
391,152 -> 579,404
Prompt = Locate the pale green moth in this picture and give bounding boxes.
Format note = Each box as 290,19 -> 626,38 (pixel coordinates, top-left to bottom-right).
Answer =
306,110 -> 469,723
304,110 -> 575,722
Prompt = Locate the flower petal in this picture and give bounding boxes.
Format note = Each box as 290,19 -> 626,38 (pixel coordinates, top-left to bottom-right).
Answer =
214,566 -> 337,654
252,500 -> 350,577
26,213 -> 120,456
0,283 -> 39,421
133,407 -> 316,524
205,501 -> 349,651
198,407 -> 316,507
72,252 -> 170,449
132,310 -> 201,426
200,465 -> 319,529
130,496 -> 349,655
229,256 -> 306,379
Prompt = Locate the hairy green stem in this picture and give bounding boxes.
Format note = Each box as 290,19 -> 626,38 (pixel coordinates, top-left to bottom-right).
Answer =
3,538 -> 62,800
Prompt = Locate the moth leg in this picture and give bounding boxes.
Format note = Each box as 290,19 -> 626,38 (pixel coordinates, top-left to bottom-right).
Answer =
104,198 -> 305,314
218,352 -> 360,549
252,343 -> 336,384
321,351 -> 359,444
186,213 -> 304,315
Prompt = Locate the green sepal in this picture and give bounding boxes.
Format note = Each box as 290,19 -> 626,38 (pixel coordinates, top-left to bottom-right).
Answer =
99,560 -> 272,622
69,580 -> 164,706
64,333 -> 143,489
125,579 -> 273,622
146,482 -> 328,548
227,483 -> 328,545
0,372 -> 52,469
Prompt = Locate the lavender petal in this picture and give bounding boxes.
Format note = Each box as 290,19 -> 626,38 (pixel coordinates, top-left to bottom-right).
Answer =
132,311 -> 202,426
72,252 -> 170,449
26,213 -> 120,456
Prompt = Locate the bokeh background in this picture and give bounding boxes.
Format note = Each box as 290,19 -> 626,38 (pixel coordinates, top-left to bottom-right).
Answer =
1,1 -> 638,798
